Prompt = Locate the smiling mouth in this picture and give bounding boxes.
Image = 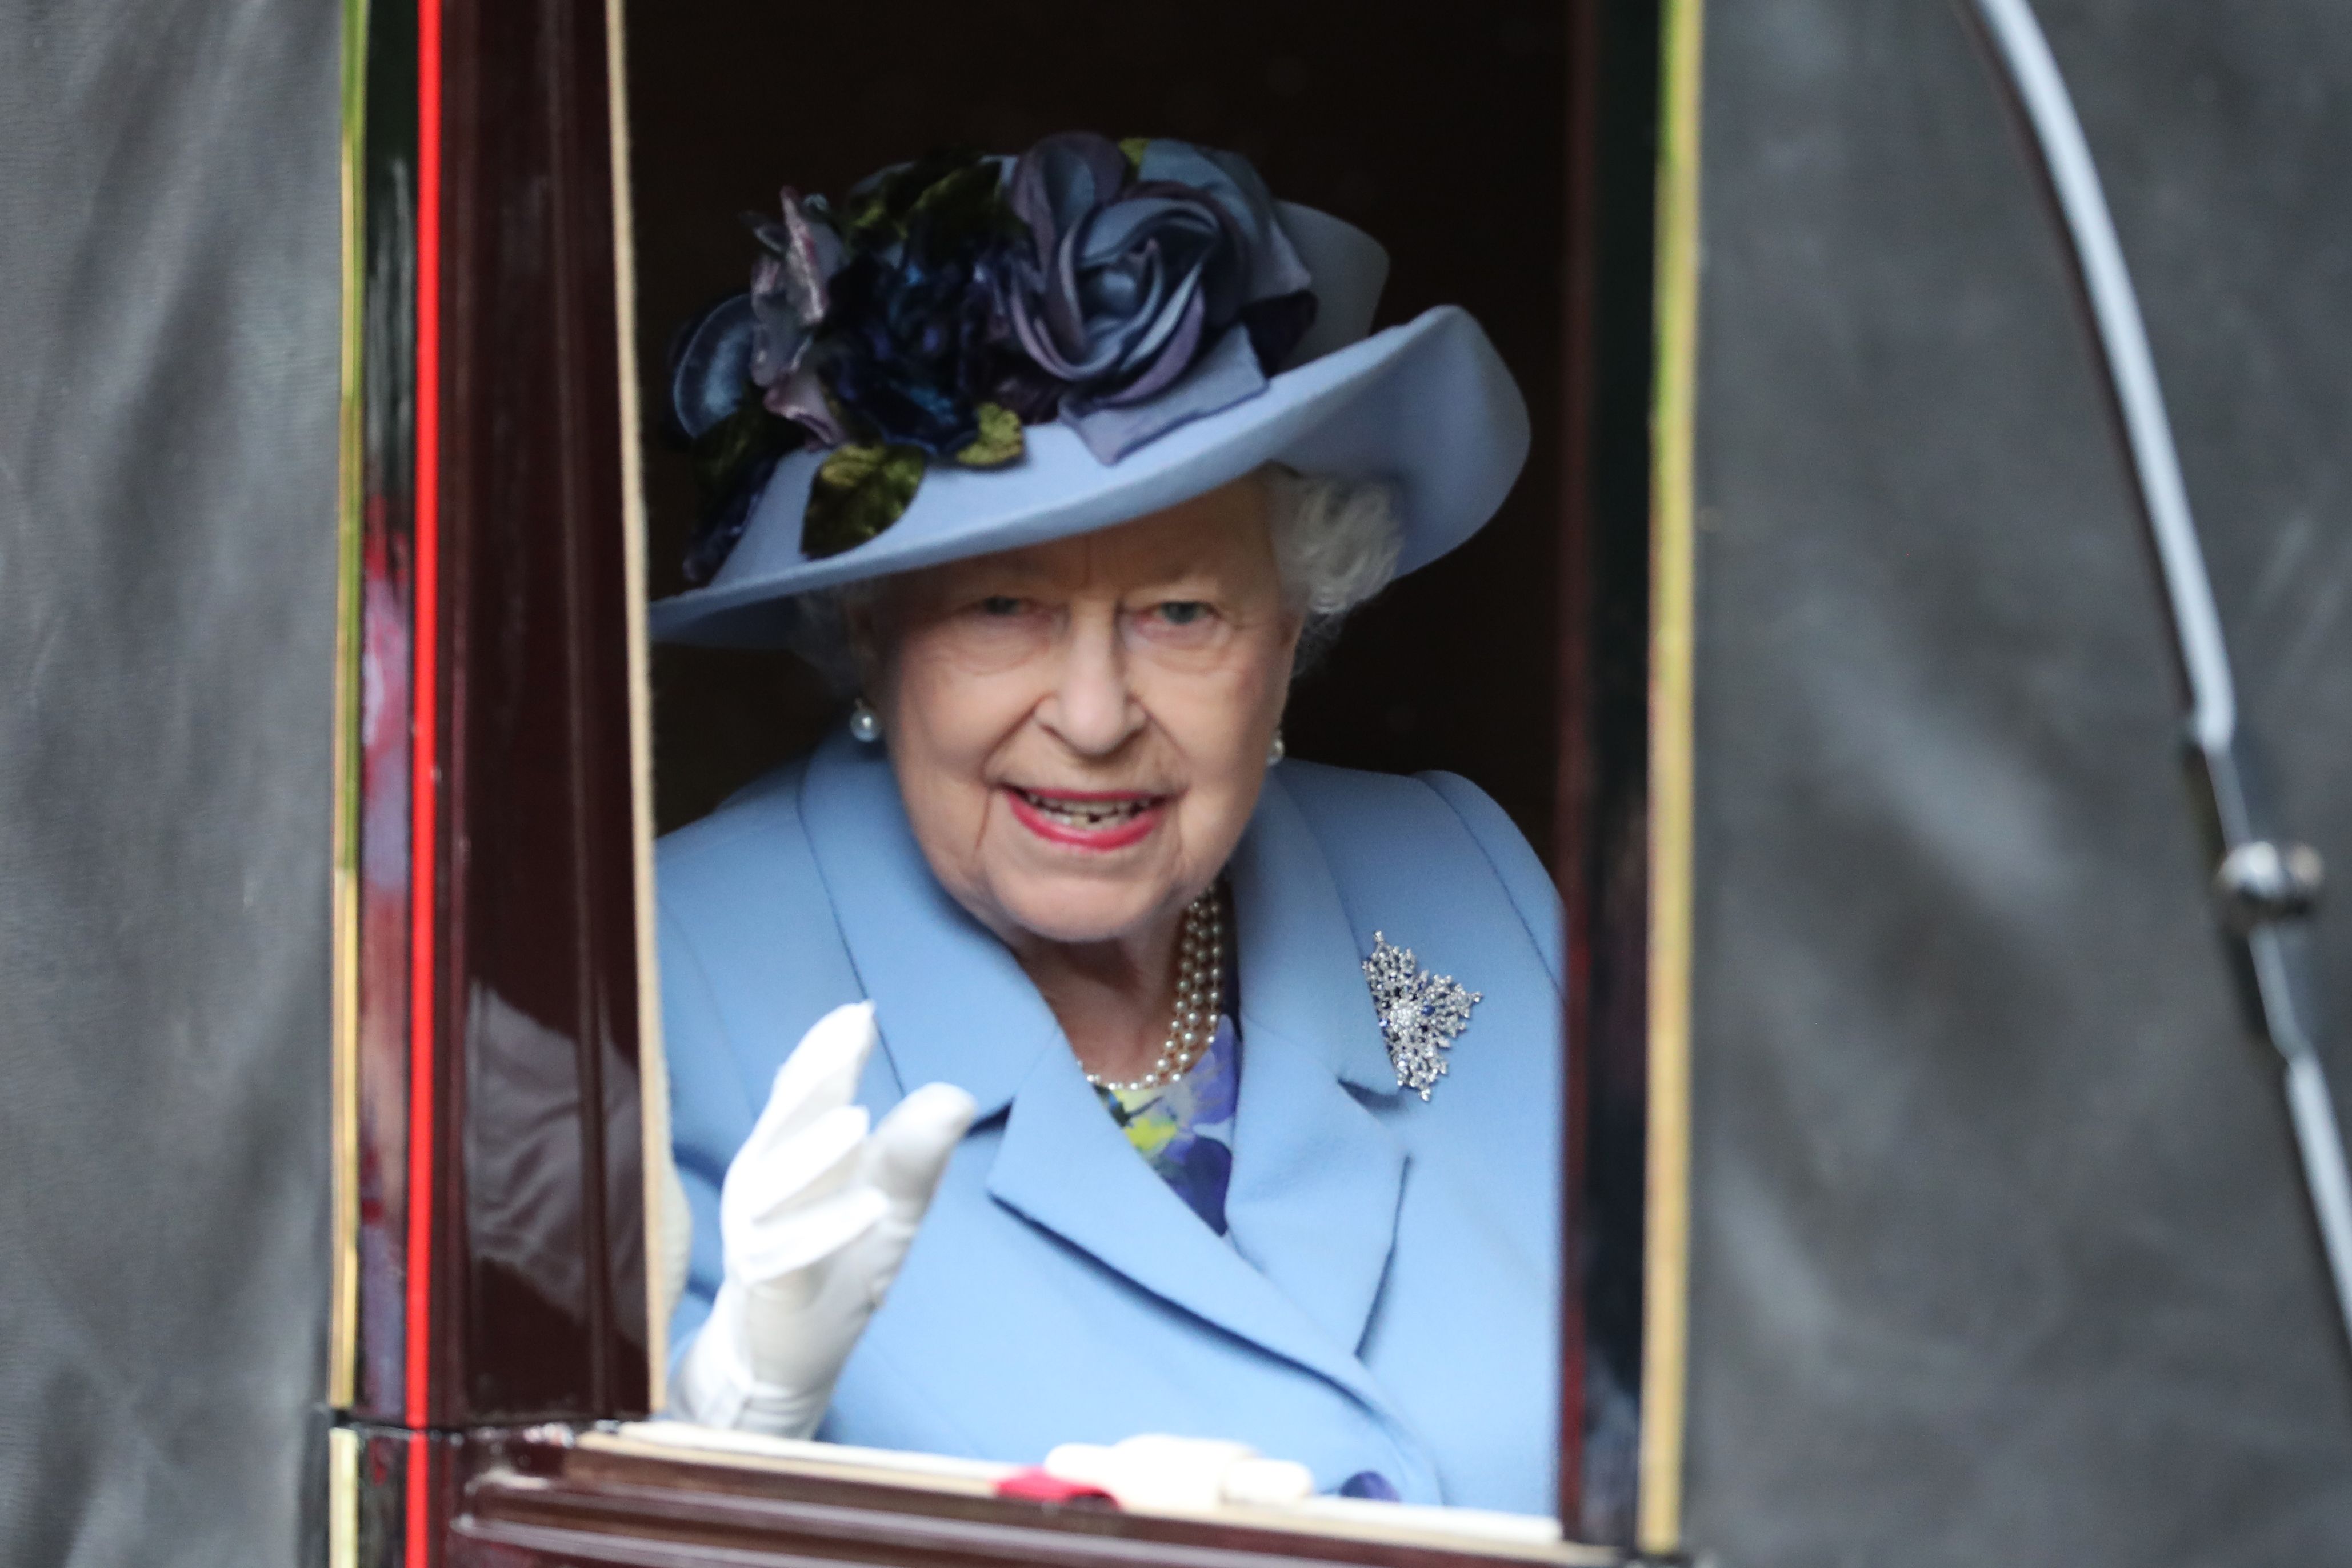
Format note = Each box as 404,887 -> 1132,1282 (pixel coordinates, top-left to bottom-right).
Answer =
1013,789 -> 1161,827
1004,786 -> 1169,849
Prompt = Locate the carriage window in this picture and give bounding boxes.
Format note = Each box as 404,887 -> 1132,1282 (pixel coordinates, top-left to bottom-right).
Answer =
331,0 -> 1683,1559
633,0 -> 1573,1521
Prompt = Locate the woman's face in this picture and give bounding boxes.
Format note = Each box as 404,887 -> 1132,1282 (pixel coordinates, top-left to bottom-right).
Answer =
863,475 -> 1301,949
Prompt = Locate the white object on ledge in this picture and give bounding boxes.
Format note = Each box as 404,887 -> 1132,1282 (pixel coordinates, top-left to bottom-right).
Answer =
1045,1434 -> 1316,1511
601,1422 -> 1583,1559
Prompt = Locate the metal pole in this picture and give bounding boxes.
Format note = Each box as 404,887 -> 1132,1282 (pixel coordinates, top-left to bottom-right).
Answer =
1963,0 -> 2351,1353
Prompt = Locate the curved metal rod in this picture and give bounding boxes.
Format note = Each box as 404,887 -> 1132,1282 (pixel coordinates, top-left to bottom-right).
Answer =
1969,0 -> 2235,750
1963,0 -> 2352,1356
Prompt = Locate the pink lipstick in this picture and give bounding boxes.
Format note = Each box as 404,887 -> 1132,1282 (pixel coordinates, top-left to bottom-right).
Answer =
1003,786 -> 1166,851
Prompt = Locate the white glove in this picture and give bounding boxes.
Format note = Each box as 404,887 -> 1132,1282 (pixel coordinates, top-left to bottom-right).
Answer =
670,1001 -> 977,1438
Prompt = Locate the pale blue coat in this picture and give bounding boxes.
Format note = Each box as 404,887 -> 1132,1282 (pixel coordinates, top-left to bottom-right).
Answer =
659,728 -> 1563,1513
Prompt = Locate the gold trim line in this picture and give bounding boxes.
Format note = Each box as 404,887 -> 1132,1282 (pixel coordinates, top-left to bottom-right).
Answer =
328,0 -> 371,1415
602,0 -> 675,1407
1638,0 -> 1705,1553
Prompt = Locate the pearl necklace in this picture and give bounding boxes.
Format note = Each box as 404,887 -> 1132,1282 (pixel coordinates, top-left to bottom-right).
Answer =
1085,890 -> 1224,1094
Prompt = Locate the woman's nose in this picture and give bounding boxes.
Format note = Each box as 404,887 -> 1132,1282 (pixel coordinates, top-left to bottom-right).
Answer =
1041,611 -> 1143,756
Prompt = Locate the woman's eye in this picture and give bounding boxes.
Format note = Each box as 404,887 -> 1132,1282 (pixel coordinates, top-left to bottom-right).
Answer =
977,595 -> 1026,617
1155,601 -> 1211,627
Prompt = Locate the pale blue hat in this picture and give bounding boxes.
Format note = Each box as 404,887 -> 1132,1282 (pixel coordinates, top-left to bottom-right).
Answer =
650,139 -> 1529,650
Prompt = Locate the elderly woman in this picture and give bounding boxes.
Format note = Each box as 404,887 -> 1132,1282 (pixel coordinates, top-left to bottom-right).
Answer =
651,134 -> 1561,1514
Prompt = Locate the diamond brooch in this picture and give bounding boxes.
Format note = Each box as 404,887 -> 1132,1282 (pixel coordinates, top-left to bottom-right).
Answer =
1361,933 -> 1482,1101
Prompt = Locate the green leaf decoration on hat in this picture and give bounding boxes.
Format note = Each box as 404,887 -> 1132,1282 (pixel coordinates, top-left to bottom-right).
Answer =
839,147 -> 1007,253
802,443 -> 926,559
904,159 -> 1023,257
952,402 -> 1024,469
690,393 -> 799,505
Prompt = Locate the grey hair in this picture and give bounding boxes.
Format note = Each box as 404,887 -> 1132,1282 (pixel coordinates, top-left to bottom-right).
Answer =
781,465 -> 1402,690
1261,466 -> 1403,671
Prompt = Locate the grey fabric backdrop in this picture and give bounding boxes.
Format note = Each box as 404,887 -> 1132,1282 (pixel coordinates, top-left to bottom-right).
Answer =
0,2 -> 339,1565
1685,2 -> 2352,1563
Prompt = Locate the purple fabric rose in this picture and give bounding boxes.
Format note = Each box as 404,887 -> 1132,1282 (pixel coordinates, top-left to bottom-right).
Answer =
746,187 -> 847,446
999,133 -> 1316,461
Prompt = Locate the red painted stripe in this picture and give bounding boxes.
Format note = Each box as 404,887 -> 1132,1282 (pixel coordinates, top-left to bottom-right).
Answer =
406,0 -> 442,1451
405,1429 -> 430,1567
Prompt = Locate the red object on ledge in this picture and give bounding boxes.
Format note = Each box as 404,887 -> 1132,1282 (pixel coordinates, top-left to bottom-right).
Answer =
993,1467 -> 1121,1506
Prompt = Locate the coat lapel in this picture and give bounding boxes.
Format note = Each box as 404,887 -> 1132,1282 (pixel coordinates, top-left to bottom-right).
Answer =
799,731 -> 1411,1418
1222,771 -> 1410,1357
983,1039 -> 1399,1421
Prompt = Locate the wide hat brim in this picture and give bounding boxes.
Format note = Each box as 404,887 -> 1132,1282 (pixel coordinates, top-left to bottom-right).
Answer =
650,301 -> 1529,650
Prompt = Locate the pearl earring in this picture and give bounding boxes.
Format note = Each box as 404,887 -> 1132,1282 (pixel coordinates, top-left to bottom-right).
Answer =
849,698 -> 883,745
1267,730 -> 1286,765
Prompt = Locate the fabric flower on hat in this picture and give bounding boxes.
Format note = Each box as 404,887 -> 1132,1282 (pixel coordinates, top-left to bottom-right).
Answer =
1000,134 -> 1317,462
745,188 -> 847,446
665,188 -> 850,585
817,150 -> 1021,457
795,150 -> 1031,557
666,133 -> 1323,573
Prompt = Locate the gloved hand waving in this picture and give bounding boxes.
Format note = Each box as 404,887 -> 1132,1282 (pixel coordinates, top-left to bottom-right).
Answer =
670,1001 -> 977,1438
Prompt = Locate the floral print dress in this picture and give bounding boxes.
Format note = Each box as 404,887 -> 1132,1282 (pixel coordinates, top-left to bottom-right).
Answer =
1096,1013 -> 1241,1235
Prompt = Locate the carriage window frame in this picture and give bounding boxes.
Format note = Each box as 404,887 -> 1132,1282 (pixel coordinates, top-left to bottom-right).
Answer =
323,0 -> 1701,1560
